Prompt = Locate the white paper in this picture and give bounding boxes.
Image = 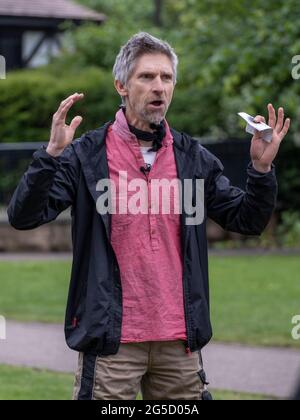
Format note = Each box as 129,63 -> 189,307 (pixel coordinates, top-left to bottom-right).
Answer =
238,112 -> 273,143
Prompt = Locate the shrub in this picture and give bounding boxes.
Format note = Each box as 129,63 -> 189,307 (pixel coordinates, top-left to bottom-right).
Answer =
0,67 -> 119,142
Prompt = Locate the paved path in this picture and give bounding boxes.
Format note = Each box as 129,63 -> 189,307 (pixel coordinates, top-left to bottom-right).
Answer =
0,321 -> 299,399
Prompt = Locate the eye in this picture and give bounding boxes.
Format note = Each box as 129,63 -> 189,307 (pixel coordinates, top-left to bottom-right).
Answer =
162,74 -> 173,81
140,73 -> 153,79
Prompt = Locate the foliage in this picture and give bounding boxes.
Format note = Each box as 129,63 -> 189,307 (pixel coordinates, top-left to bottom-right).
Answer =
277,211 -> 300,247
3,0 -> 300,139
74,0 -> 300,139
0,158 -> 29,204
1,0 -> 299,211
0,67 -> 118,142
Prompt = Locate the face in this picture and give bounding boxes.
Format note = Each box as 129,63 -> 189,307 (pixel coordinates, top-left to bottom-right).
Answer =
115,53 -> 175,128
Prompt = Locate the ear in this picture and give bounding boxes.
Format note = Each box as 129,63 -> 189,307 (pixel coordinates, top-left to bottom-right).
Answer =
114,80 -> 128,100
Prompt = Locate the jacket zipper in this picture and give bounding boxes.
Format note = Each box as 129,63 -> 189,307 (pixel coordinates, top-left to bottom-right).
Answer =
181,216 -> 193,354
173,141 -> 194,354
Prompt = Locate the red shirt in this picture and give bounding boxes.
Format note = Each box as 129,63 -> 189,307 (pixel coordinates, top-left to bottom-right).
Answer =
106,109 -> 187,342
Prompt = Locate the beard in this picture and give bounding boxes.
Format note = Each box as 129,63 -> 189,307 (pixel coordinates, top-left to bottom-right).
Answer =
139,104 -> 168,125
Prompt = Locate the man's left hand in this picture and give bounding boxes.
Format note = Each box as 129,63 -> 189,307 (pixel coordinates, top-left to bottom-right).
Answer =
250,104 -> 291,173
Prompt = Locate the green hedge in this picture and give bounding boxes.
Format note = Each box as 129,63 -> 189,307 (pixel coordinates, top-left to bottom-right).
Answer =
0,64 -> 299,213
1,0 -> 299,212
0,67 -> 119,142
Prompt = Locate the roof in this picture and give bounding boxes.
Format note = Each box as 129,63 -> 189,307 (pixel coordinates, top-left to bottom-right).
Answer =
0,0 -> 105,22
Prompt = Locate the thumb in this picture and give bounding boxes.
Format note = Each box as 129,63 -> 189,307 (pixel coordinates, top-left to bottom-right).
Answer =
252,115 -> 266,140
70,115 -> 83,131
253,115 -> 266,124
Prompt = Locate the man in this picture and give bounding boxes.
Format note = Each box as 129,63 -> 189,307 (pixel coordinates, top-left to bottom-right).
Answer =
7,32 -> 290,400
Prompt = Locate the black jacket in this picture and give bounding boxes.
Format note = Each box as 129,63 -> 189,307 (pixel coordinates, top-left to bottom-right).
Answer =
7,122 -> 277,354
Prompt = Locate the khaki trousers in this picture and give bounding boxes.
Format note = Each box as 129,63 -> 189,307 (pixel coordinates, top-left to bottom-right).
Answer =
73,340 -> 210,400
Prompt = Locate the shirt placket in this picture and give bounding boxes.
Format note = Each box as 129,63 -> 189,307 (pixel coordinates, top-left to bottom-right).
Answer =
148,176 -> 160,252
147,146 -> 168,252
131,140 -> 165,253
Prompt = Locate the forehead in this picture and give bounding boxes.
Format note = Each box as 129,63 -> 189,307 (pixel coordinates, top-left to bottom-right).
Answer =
132,53 -> 173,75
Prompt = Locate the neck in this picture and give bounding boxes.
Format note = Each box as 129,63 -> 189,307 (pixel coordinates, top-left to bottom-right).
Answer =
122,107 -> 155,146
120,106 -> 165,150
124,107 -> 154,133
138,139 -> 153,147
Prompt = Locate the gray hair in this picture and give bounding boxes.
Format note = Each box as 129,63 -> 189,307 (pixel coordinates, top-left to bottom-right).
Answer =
113,32 -> 178,102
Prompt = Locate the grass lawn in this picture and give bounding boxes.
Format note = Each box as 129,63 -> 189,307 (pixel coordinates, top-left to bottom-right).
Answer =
0,261 -> 71,323
0,365 -> 74,400
209,255 -> 300,347
0,365 -> 274,400
0,255 -> 299,347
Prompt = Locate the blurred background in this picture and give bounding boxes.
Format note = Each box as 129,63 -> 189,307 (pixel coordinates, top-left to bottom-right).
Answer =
0,0 -> 299,400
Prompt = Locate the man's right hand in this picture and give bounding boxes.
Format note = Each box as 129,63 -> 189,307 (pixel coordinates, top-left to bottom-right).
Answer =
46,92 -> 84,157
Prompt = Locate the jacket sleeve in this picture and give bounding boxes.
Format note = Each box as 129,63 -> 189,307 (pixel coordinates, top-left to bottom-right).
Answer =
205,153 -> 278,236
7,144 -> 80,230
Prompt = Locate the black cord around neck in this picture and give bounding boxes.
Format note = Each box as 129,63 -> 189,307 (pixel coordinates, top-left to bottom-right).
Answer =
128,121 -> 166,152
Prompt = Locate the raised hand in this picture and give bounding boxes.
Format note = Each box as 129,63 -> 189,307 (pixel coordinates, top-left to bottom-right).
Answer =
46,92 -> 84,157
250,104 -> 290,173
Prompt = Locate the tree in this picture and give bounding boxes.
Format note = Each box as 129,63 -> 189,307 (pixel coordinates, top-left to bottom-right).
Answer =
153,0 -> 163,27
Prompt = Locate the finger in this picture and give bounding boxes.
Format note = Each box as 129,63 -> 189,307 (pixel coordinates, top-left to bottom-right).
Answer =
57,93 -> 77,112
54,96 -> 74,120
70,116 -> 83,131
57,93 -> 84,113
56,98 -> 74,122
275,107 -> 284,132
268,103 -> 276,128
71,93 -> 84,106
278,118 -> 291,141
57,94 -> 84,121
253,115 -> 266,124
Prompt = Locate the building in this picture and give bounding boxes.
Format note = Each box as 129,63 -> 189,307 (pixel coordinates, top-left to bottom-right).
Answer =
0,0 -> 105,70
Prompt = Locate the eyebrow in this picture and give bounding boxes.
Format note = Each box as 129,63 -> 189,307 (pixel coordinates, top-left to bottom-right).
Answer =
137,70 -> 173,77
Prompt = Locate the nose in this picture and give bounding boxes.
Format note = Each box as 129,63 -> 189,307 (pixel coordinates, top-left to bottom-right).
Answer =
152,76 -> 164,93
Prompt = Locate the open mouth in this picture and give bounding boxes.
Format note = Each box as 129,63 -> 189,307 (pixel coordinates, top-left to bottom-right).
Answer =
149,100 -> 164,108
